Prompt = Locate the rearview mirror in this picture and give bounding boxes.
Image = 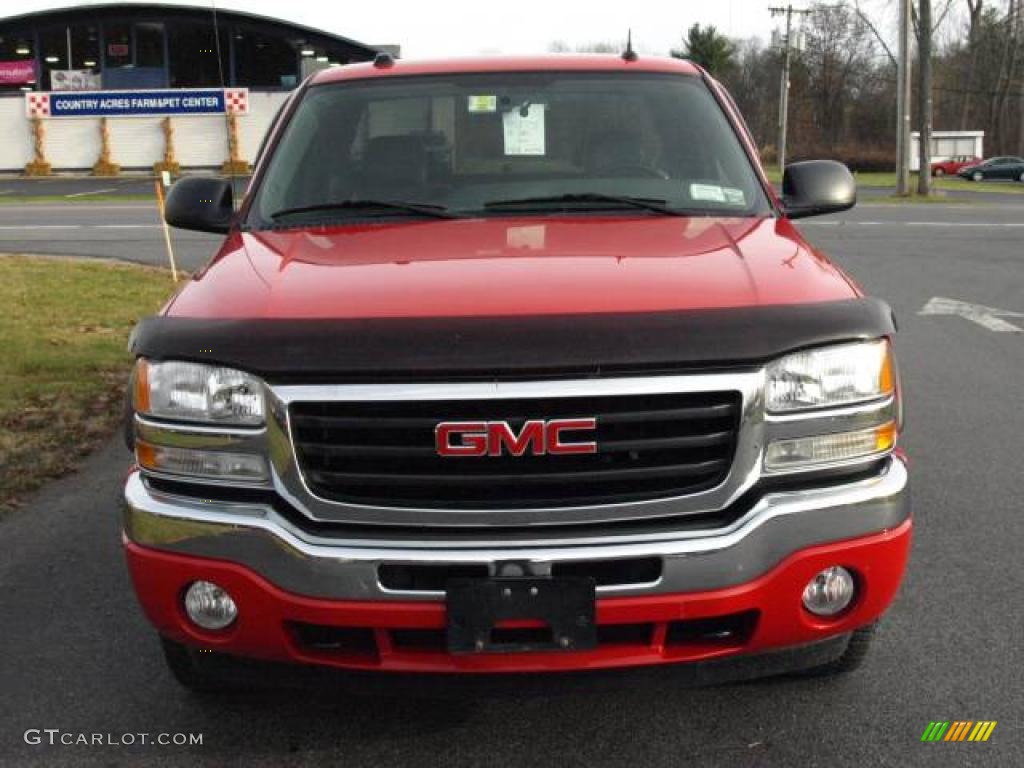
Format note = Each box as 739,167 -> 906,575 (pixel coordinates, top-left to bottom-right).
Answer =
781,160 -> 856,220
164,177 -> 233,234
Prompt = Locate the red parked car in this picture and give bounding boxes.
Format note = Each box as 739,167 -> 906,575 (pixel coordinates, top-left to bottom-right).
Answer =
125,54 -> 910,691
931,155 -> 980,176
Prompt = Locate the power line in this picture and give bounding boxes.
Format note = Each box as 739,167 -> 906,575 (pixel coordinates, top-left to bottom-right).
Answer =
769,5 -> 812,170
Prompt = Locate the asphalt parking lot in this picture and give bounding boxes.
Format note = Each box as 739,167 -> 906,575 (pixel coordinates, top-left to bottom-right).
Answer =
0,194 -> 1021,766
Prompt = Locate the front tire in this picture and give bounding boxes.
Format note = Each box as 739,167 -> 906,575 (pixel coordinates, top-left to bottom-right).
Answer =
972,171 -> 984,182
794,623 -> 877,677
933,167 -> 944,177
160,636 -> 234,693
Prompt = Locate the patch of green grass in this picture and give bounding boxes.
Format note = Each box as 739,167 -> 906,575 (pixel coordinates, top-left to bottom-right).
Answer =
0,194 -> 156,204
861,193 -> 971,204
0,254 -> 175,513
933,177 -> 1024,195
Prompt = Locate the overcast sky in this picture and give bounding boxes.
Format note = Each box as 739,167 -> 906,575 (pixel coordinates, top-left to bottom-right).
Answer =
9,0 -> 846,57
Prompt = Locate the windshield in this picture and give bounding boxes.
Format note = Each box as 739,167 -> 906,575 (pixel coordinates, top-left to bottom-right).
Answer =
250,71 -> 771,226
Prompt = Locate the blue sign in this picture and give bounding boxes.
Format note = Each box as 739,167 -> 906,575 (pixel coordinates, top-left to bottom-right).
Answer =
44,89 -> 236,118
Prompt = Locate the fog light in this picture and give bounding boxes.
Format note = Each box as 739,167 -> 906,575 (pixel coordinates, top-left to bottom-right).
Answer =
801,566 -> 855,617
183,580 -> 238,630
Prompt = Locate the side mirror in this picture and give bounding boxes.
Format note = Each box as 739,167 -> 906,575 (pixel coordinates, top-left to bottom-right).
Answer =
781,160 -> 856,219
164,177 -> 234,234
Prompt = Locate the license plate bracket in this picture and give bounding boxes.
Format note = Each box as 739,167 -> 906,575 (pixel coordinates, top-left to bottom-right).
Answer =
446,577 -> 596,654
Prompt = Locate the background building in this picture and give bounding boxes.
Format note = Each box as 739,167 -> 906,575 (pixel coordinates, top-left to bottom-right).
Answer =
0,3 -> 386,172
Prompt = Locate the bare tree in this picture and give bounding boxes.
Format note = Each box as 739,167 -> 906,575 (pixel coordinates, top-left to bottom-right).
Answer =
989,1 -> 1021,150
959,0 -> 985,129
853,0 -> 897,66
1019,4 -> 1024,152
802,5 -> 878,150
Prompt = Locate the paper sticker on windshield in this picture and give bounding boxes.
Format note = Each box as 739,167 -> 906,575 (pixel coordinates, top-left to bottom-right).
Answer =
468,95 -> 497,113
690,184 -> 726,203
723,188 -> 747,205
503,104 -> 546,156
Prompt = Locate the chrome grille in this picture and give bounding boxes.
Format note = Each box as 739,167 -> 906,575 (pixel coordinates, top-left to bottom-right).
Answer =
289,391 -> 741,510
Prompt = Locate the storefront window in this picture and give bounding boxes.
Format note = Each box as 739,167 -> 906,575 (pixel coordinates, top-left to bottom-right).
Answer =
167,21 -> 228,87
38,27 -> 69,90
69,25 -> 100,70
104,21 -> 131,69
233,27 -> 298,88
0,27 -> 36,92
135,22 -> 163,68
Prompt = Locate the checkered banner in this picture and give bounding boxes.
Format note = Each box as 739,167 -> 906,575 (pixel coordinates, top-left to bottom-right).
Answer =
25,92 -> 50,118
224,88 -> 248,115
24,88 -> 249,118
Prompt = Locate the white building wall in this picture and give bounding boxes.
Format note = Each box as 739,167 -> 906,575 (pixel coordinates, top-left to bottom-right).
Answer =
0,92 -> 290,172
909,131 -> 985,171
0,99 -> 35,169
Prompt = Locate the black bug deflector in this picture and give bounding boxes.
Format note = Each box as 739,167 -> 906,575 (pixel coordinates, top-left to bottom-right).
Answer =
128,298 -> 896,381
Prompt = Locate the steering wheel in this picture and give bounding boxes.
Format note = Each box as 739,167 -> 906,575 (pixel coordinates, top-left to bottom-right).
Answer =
593,163 -> 671,180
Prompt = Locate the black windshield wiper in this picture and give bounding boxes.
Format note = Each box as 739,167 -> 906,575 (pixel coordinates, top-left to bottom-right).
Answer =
270,199 -> 459,221
484,193 -> 689,216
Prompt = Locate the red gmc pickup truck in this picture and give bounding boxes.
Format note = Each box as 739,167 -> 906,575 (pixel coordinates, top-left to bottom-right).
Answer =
124,54 -> 910,691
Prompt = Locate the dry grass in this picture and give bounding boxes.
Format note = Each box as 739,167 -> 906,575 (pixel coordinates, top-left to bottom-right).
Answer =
0,254 -> 176,513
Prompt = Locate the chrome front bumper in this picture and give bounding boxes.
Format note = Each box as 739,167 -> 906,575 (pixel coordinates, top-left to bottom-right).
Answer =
123,456 -> 909,602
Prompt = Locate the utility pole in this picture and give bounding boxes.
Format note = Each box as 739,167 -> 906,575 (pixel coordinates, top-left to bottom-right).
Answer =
770,5 -> 811,171
917,0 -> 933,196
896,0 -> 912,195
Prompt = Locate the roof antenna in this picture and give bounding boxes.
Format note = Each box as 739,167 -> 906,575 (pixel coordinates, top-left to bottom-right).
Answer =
373,51 -> 395,68
622,29 -> 638,62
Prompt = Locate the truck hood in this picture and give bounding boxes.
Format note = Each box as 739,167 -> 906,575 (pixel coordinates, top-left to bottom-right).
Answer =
166,216 -> 860,319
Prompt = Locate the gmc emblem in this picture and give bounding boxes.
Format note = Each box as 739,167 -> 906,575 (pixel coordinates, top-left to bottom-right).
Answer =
435,418 -> 598,457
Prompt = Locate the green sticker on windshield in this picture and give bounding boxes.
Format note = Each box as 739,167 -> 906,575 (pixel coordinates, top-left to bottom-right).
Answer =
468,95 -> 497,113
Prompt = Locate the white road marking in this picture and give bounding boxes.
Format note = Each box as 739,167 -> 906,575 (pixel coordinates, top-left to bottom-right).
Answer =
0,224 -> 82,229
0,224 -> 159,230
0,204 -> 154,211
65,188 -> 116,198
919,297 -> 1024,333
806,220 -> 1024,227
94,224 -> 161,229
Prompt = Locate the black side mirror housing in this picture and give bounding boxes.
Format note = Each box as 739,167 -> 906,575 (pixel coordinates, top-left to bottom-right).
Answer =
781,160 -> 856,219
164,176 -> 234,234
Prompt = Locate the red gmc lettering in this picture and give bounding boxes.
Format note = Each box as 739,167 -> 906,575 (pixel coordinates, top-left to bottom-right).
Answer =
487,421 -> 545,456
546,418 -> 598,455
435,421 -> 488,456
436,419 -> 598,457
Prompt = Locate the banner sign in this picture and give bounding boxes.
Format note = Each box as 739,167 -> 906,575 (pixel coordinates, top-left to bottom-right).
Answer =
51,70 -> 102,92
25,88 -> 249,118
0,60 -> 35,85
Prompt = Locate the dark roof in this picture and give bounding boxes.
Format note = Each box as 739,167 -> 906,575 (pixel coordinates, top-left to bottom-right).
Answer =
0,3 -> 378,55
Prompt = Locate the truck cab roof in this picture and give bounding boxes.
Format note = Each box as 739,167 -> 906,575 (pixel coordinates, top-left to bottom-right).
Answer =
310,54 -> 704,85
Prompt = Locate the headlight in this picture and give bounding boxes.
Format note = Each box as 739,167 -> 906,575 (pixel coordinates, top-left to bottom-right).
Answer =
133,359 -> 265,426
765,339 -> 894,413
